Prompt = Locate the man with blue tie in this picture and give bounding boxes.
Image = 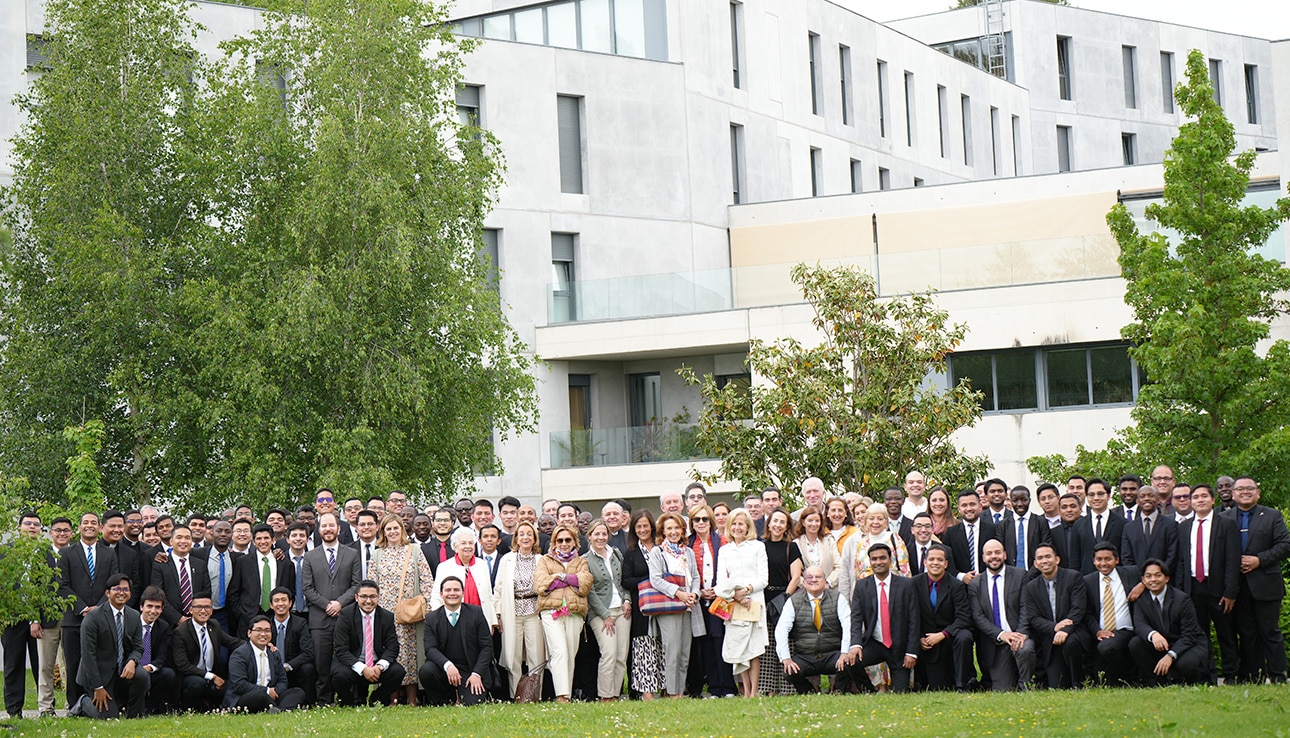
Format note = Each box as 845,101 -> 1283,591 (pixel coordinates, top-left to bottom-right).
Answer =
268,587 -> 316,705
172,596 -> 243,711
1004,486 -> 1049,570
969,539 -> 1034,691
1020,543 -> 1087,688
204,521 -> 238,633
302,512 -> 362,705
1128,559 -> 1207,686
58,511 -> 116,710
283,523 -> 311,616
1227,476 -> 1290,683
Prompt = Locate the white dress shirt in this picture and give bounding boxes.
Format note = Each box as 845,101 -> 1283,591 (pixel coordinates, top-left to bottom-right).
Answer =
1189,512 -> 1215,579
774,592 -> 852,660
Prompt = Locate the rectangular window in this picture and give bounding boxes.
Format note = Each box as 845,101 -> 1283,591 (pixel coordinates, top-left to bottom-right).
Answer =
937,85 -> 949,159
513,8 -> 543,44
547,2 -> 578,49
482,15 -> 511,40
1047,346 -> 1135,407
1122,133 -> 1136,166
839,45 -> 852,125
951,350 -> 1039,412
551,233 -> 577,322
877,61 -> 889,138
557,94 -> 584,194
26,35 -> 50,70
1160,51 -> 1174,113
629,373 -> 662,428
1245,64 -> 1259,124
850,158 -> 862,194
1209,58 -> 1222,106
1122,46 -> 1136,108
581,0 -> 613,54
961,94 -> 973,166
989,106 -> 1001,176
730,1 -> 743,89
878,167 -> 891,190
1011,115 -> 1022,175
809,146 -> 823,197
1056,125 -> 1072,172
904,71 -> 915,147
456,84 -> 482,127
613,0 -> 647,58
953,344 -> 1138,412
1056,36 -> 1072,101
730,124 -> 745,204
479,229 -> 500,291
808,32 -> 822,116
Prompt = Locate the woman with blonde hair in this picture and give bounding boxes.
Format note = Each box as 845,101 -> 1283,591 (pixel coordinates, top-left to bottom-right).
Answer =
838,502 -> 911,598
585,518 -> 630,701
371,513 -> 435,706
535,523 -> 593,703
715,507 -> 768,697
495,521 -> 546,699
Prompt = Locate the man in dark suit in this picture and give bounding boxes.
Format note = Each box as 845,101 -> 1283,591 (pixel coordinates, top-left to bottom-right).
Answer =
911,545 -> 974,691
310,490 -> 354,547
203,520 -> 240,633
1084,479 -> 1126,546
907,513 -> 935,577
1128,559 -> 1207,686
982,478 -> 1013,527
302,512 -> 362,704
846,542 -> 919,693
1001,486 -> 1051,570
1120,486 -> 1180,577
137,586 -> 177,716
1228,476 -> 1290,683
1082,542 -> 1141,685
1178,483 -> 1241,684
100,511 -> 142,608
3,512 -> 44,719
331,580 -> 405,706
72,573 -> 145,719
420,509 -> 457,575
268,587 -> 316,705
222,615 -> 307,712
172,596 -> 244,711
1020,543 -> 1088,688
1051,494 -> 1095,575
944,489 -> 997,583
419,576 -> 494,705
150,525 -> 212,626
58,511 -> 117,709
969,539 -> 1035,691
227,524 -> 295,637
349,510 -> 382,581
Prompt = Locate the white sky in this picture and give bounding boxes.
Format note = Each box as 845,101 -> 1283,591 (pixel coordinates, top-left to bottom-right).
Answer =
840,0 -> 1290,42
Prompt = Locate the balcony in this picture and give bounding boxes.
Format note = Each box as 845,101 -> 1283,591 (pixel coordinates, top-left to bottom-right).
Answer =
548,423 -> 718,468
548,267 -> 734,324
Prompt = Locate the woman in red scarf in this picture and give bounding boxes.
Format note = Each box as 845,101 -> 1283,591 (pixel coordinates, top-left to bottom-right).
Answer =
430,528 -> 498,630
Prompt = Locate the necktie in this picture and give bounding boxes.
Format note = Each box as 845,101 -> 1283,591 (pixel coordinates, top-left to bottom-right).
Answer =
991,574 -> 1002,629
364,543 -> 372,577
920,546 -> 928,572
1101,575 -> 1115,631
1195,519 -> 1206,582
261,556 -> 273,611
930,580 -> 939,608
1240,511 -> 1250,552
179,558 -> 193,614
218,552 -> 227,607
277,622 -> 286,653
114,610 -> 124,670
1016,517 -> 1027,568
328,547 -> 337,576
1095,514 -> 1104,540
198,625 -> 210,672
1047,580 -> 1057,618
1143,516 -> 1153,539
967,524 -> 977,571
362,615 -> 375,667
258,649 -> 270,687
878,581 -> 892,649
142,624 -> 153,689
293,556 -> 305,611
440,541 -> 449,562
993,512 -> 1001,525
87,545 -> 96,581
1064,524 -> 1073,557
812,597 -> 822,630
449,610 -> 459,627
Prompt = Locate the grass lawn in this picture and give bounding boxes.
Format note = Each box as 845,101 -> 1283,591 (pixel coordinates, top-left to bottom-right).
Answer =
3,684 -> 1287,737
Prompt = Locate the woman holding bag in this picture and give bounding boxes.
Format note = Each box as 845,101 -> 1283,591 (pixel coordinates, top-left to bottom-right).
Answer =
495,522 -> 547,699
622,510 -> 663,700
535,524 -> 593,703
715,507 -> 768,698
372,513 -> 435,706
647,512 -> 705,699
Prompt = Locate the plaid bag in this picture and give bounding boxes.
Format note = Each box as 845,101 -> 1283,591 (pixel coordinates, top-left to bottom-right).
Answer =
637,572 -> 689,616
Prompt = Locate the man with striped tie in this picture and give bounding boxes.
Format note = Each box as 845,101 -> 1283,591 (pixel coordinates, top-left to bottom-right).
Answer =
71,574 -> 145,719
302,512 -> 362,705
58,511 -> 116,710
137,587 -> 177,716
173,595 -> 243,711
150,526 -> 212,627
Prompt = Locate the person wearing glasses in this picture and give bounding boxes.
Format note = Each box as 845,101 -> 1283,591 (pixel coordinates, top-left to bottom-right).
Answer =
685,504 -> 734,698
1227,476 -> 1290,684
648,512 -> 704,699
312,490 -> 354,546
535,524 -> 593,703
330,580 -> 405,706
70,574 -> 145,719
172,596 -> 244,712
223,615 -> 306,712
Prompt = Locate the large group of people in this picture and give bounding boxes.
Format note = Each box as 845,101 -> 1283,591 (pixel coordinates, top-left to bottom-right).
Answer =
1,466 -> 1286,719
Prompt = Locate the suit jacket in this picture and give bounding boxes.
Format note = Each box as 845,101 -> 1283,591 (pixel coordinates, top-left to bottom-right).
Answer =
911,573 -> 970,662
273,614 -> 314,672
1131,586 -> 1206,660
151,553 -> 213,626
222,642 -> 288,708
139,617 -> 172,673
1120,513 -> 1180,576
332,604 -> 399,670
1020,568 -> 1086,649
1052,519 -> 1096,575
226,551 -> 295,636
849,574 -> 919,658
1225,504 -> 1290,600
106,542 -> 142,607
969,566 -> 1027,647
984,507 -> 1014,528
423,603 -> 493,679
1177,513 -> 1240,601
172,618 -> 243,678
1000,513 -> 1052,569
1085,509 -> 1126,547
420,538 -> 455,577
312,526 -> 354,547
1080,565 -> 1140,640
300,544 -> 361,630
77,604 -> 143,691
58,541 -> 117,626
943,518 -> 999,576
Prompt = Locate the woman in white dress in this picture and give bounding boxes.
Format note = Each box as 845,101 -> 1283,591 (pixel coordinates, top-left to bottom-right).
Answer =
714,508 -> 768,698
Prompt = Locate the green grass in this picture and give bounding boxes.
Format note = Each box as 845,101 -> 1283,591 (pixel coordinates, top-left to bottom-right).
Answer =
2,684 -> 1288,737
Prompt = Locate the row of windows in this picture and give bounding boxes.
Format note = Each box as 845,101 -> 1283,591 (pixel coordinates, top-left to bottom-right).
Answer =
949,343 -> 1142,413
1055,125 -> 1144,172
453,0 -> 668,62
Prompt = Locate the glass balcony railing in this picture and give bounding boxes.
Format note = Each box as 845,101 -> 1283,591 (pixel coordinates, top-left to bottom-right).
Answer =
548,424 -> 718,468
548,267 -> 735,324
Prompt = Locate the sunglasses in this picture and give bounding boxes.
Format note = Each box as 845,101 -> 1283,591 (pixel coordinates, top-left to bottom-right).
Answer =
692,517 -> 710,522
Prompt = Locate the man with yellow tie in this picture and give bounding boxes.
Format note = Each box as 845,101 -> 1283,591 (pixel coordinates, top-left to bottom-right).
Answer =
774,565 -> 857,693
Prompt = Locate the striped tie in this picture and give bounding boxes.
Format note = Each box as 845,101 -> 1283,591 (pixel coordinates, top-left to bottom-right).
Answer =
179,558 -> 193,614
1102,576 -> 1116,631
87,545 -> 96,581
328,547 -> 337,576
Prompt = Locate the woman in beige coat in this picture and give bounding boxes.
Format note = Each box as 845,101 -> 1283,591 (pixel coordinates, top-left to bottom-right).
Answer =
495,522 -> 546,698
535,523 -> 593,703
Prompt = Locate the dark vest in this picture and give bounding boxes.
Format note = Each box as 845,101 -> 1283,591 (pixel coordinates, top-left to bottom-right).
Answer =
789,588 -> 843,655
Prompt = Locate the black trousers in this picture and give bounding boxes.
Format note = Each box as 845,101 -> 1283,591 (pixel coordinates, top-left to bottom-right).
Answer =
1091,629 -> 1136,685
78,673 -> 146,719
418,659 -> 491,706
144,666 -> 178,715
232,685 -> 306,712
1037,632 -> 1087,688
330,662 -> 406,706
286,661 -> 317,706
915,630 -> 975,690
686,606 -> 736,697
1,622 -> 34,716
784,651 -> 855,693
1190,589 -> 1239,683
1128,637 -> 1205,686
1235,584 -> 1287,683
61,625 -> 85,708
180,674 -> 225,712
860,642 -> 912,692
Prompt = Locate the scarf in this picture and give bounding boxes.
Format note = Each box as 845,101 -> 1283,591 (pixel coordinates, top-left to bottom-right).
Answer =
454,554 -> 481,606
551,548 -> 578,564
664,540 -> 687,558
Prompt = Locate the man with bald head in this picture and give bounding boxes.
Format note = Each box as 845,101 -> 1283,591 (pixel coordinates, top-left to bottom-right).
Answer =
968,539 -> 1033,690
901,471 -> 928,520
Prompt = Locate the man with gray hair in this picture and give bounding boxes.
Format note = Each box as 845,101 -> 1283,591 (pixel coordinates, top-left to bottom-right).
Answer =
791,477 -> 826,523
659,490 -> 684,516
601,501 -> 627,555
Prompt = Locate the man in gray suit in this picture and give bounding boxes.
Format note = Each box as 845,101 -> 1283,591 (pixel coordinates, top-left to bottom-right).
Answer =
73,574 -> 145,719
969,539 -> 1034,690
301,512 -> 362,704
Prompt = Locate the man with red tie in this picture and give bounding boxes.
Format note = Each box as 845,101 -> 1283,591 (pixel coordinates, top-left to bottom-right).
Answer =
1177,483 -> 1240,684
846,542 -> 919,693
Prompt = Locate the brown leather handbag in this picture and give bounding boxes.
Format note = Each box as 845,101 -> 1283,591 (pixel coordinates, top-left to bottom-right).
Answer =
393,546 -> 427,625
514,661 -> 547,703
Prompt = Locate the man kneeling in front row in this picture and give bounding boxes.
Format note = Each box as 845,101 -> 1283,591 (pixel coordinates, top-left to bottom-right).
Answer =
223,615 -> 307,713
775,565 -> 858,693
330,580 -> 406,706
419,576 -> 493,706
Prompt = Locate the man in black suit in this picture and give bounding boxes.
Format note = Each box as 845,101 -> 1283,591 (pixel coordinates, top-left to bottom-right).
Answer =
1178,483 -> 1241,684
419,576 -> 493,706
1051,494 -> 1095,575
222,615 -> 307,712
420,509 -> 457,575
1083,478 -> 1126,546
944,489 -> 997,583
203,520 -> 240,633
101,511 -> 142,607
1020,543 -> 1088,688
1120,486 -> 1180,576
72,574 -> 145,719
172,595 -> 244,711
311,490 -> 354,547
150,525 -> 212,626
268,587 -> 316,705
2,512 -> 44,719
1128,559 -> 1207,686
907,513 -> 936,577
331,580 -> 405,706
227,524 -> 295,637
1082,542 -> 1141,685
1228,476 -> 1290,683
349,510 -> 382,581
846,542 -> 919,693
58,511 -> 117,709
982,478 -> 1013,527
1002,486 -> 1051,570
911,545 -> 974,691
1117,475 -> 1143,523
302,512 -> 362,704
137,587 -> 177,716
969,539 -> 1035,691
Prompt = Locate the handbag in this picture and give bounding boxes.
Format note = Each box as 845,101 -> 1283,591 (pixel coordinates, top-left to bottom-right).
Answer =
514,660 -> 547,703
637,572 -> 689,616
393,546 -> 427,625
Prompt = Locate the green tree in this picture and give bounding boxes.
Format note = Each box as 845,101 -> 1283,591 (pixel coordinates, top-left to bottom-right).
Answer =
681,264 -> 988,503
1033,50 -> 1290,507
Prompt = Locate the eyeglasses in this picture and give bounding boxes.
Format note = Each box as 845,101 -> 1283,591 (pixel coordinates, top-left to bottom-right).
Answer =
1151,475 -> 1174,482
109,586 -> 131,594
692,517 -> 710,522
1172,494 -> 1190,500
190,605 -> 213,611
316,496 -> 334,503
1233,485 -> 1258,492
554,537 -> 575,544
250,627 -> 274,634
356,593 -> 379,600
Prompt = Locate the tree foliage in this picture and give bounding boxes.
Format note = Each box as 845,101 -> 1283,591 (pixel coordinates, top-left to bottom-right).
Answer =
1033,50 -> 1290,507
682,264 -> 989,504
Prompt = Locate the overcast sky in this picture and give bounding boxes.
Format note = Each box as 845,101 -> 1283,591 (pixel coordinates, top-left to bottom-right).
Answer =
842,0 -> 1290,41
